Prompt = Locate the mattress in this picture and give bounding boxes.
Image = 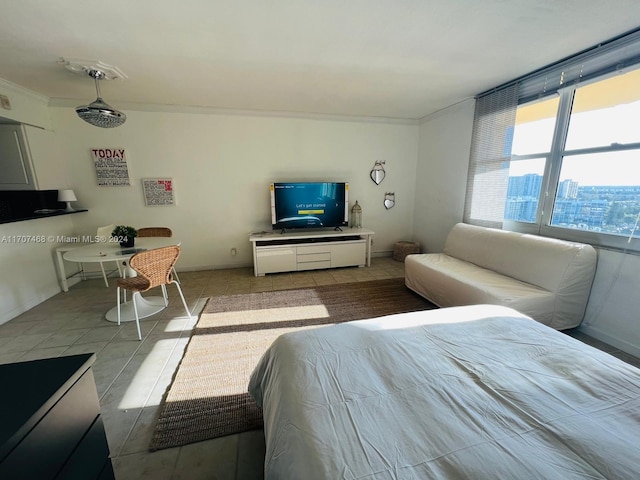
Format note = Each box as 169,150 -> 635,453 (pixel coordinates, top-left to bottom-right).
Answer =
248,305 -> 640,479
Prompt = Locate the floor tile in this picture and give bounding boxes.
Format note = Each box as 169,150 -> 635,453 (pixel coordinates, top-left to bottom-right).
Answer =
236,430 -> 266,480
171,435 -> 239,480
112,447 -> 180,480
36,328 -> 90,348
18,346 -> 68,361
119,406 -> 161,456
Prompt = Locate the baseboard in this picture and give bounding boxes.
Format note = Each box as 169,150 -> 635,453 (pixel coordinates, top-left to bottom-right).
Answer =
0,283 -> 62,325
579,324 -> 640,359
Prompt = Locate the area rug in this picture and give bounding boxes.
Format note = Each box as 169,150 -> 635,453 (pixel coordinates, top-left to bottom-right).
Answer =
149,277 -> 436,451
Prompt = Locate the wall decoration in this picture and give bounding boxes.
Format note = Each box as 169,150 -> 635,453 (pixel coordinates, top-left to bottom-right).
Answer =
370,160 -> 386,185
142,178 -> 175,206
384,192 -> 395,209
92,148 -> 130,186
351,200 -> 363,228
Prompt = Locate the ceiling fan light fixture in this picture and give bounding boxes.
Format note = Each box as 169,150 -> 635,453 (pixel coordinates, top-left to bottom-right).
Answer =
75,68 -> 126,128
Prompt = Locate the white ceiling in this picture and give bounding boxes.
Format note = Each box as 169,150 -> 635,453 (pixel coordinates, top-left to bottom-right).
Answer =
1,1 -> 640,121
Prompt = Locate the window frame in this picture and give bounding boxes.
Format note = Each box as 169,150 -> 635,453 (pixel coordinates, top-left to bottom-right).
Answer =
505,71 -> 640,253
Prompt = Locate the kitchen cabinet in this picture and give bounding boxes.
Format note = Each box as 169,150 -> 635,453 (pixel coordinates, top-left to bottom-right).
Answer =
0,124 -> 38,190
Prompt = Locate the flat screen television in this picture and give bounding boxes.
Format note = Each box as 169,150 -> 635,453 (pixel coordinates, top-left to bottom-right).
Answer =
271,182 -> 349,230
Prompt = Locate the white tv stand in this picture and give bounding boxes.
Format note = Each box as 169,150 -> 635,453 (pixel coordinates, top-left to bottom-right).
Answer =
249,228 -> 374,276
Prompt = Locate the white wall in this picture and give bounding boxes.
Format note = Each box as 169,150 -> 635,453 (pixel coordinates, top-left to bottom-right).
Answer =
48,107 -> 419,270
580,249 -> 640,358
413,100 -> 475,253
0,80 -> 74,324
0,216 -> 75,324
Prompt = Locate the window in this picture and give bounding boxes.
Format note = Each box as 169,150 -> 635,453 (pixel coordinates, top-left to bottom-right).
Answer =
506,68 -> 640,248
466,29 -> 640,252
505,96 -> 559,223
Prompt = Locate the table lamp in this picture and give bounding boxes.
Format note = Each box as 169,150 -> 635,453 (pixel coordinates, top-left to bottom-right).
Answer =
58,189 -> 77,212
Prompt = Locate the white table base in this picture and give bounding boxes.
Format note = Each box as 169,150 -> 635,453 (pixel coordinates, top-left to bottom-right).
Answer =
105,293 -> 166,323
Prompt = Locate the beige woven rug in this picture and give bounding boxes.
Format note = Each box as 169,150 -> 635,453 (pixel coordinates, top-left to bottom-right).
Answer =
149,277 -> 435,451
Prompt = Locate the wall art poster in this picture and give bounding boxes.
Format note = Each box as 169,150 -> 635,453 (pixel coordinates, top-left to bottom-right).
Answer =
142,178 -> 175,206
92,148 -> 130,186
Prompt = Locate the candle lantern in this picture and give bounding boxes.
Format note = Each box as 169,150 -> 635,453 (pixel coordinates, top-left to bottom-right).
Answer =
351,200 -> 362,228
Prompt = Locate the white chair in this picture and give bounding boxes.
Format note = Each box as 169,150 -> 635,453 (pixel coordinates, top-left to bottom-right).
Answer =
84,224 -> 122,287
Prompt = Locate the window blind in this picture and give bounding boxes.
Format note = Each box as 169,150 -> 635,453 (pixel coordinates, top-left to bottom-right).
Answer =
478,27 -> 640,104
463,83 -> 519,228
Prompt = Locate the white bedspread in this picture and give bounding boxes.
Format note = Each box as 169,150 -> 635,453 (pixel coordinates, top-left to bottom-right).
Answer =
248,305 -> 640,479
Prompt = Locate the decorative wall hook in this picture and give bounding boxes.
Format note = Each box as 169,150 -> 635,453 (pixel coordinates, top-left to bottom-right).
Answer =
384,192 -> 395,209
370,160 -> 386,185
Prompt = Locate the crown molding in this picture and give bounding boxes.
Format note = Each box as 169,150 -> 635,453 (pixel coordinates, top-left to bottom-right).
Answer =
48,97 -> 420,125
0,78 -> 50,105
418,97 -> 475,125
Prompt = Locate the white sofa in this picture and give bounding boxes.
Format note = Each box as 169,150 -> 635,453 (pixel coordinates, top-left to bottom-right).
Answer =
405,223 -> 598,330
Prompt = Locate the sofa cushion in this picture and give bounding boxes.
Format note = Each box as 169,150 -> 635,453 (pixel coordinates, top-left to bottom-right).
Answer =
405,254 -> 556,326
443,223 -> 597,293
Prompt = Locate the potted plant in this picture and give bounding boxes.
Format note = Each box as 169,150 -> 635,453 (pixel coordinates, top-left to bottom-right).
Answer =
112,225 -> 137,247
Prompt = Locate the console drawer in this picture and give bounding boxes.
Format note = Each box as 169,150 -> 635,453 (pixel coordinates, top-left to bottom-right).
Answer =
297,244 -> 331,255
297,260 -> 331,270
297,252 -> 331,263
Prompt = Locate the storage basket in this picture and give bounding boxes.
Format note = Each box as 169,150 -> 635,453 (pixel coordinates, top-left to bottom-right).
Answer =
393,241 -> 420,262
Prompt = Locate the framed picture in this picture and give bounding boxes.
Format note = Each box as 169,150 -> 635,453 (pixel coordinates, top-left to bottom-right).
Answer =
92,148 -> 130,186
142,178 -> 175,206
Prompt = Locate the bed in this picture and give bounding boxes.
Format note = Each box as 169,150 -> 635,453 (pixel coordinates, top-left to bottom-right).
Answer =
248,305 -> 640,479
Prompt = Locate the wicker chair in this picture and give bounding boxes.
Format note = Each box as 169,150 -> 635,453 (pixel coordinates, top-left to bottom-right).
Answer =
136,227 -> 180,283
137,227 -> 172,237
116,246 -> 190,340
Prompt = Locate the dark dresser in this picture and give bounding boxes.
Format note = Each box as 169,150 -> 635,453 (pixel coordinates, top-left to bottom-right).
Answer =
0,353 -> 114,479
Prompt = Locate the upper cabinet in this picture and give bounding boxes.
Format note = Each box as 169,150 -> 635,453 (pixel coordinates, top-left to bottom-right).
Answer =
0,124 -> 38,190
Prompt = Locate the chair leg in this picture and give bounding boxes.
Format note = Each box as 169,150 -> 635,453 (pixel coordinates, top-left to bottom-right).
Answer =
132,292 -> 142,341
121,261 -> 129,303
173,282 -> 191,318
117,287 -> 121,326
171,268 -> 181,284
161,285 -> 168,306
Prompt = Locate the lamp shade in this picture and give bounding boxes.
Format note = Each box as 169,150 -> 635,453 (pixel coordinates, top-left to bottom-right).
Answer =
57,189 -> 77,202
58,189 -> 77,212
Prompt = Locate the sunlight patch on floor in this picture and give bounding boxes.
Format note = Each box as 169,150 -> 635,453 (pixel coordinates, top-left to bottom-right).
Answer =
199,305 -> 330,326
118,338 -> 185,409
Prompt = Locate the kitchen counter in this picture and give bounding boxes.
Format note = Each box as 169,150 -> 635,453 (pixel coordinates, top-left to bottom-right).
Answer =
0,190 -> 87,224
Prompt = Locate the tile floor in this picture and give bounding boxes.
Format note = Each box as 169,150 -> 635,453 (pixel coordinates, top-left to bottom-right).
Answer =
1,256 -> 638,479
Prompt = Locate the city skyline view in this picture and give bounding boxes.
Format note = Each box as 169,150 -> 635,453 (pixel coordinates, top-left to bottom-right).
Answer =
508,153 -> 640,186
505,172 -> 640,238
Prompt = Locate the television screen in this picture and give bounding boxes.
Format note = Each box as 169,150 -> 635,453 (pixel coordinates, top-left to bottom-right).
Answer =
271,182 -> 349,230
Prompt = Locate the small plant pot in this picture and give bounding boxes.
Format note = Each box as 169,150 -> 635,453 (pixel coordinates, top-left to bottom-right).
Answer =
120,237 -> 135,248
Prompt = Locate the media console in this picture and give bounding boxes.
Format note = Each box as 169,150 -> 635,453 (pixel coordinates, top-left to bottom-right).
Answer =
249,228 -> 374,276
